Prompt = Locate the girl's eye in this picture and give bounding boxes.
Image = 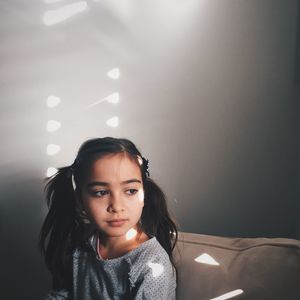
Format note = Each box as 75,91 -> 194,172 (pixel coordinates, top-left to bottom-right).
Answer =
92,190 -> 109,197
126,189 -> 138,196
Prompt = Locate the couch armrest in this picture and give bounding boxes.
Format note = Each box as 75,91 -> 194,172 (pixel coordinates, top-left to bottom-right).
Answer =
174,232 -> 300,300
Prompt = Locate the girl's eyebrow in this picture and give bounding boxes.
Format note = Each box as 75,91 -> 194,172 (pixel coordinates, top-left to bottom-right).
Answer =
87,179 -> 142,188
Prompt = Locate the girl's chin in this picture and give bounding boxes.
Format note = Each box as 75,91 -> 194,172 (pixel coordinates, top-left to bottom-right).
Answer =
99,225 -> 129,234
99,225 -> 138,240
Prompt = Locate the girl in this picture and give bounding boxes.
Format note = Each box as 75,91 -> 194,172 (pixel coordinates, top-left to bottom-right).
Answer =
39,137 -> 178,299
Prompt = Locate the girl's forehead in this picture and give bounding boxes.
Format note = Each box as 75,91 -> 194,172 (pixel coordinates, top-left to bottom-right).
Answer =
88,153 -> 141,180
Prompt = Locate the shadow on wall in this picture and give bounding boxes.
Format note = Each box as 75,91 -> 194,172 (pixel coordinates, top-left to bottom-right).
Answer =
0,172 -> 51,300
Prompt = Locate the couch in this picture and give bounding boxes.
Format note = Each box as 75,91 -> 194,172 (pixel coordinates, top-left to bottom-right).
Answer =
174,232 -> 300,300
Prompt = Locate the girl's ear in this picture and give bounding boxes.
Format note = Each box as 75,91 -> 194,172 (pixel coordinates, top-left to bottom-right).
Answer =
74,189 -> 91,224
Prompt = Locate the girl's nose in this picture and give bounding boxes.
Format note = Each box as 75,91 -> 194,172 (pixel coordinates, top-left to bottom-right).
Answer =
108,193 -> 125,213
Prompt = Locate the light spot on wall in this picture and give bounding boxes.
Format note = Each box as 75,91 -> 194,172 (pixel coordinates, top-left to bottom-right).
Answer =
47,120 -> 61,132
47,95 -> 61,108
107,68 -> 120,79
106,92 -> 120,104
87,92 -> 119,108
106,116 -> 119,128
44,0 -> 65,3
43,1 -> 88,26
47,144 -> 61,155
46,167 -> 58,177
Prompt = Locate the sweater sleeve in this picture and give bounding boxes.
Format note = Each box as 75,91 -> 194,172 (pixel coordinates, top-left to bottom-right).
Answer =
45,289 -> 71,300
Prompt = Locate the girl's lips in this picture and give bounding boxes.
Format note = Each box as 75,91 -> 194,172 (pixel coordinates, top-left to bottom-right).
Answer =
107,219 -> 128,227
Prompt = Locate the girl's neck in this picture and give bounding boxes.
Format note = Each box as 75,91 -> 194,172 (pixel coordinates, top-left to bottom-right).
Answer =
97,231 -> 149,260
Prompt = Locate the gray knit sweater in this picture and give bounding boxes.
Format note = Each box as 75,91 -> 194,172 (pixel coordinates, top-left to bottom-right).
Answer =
45,234 -> 176,300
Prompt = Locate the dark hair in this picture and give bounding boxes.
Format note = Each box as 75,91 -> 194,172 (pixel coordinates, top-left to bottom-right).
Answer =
39,137 -> 178,290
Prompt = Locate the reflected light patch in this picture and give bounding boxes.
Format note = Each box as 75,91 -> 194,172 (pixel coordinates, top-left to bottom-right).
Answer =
106,116 -> 119,128
169,231 -> 176,236
106,92 -> 119,104
43,1 -> 88,26
209,289 -> 244,300
147,262 -> 164,278
107,68 -> 120,79
47,144 -> 61,155
47,120 -> 61,132
137,155 -> 143,166
47,95 -> 61,107
138,189 -> 144,202
87,93 -> 119,108
46,167 -> 58,177
195,253 -> 220,266
126,228 -> 137,240
44,0 -> 65,3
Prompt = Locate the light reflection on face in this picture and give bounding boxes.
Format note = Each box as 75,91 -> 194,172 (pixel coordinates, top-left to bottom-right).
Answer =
79,153 -> 144,239
126,228 -> 138,240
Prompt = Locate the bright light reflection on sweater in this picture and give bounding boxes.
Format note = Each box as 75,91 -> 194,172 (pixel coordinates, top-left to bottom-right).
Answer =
126,228 -> 137,240
194,253 -> 220,266
209,289 -> 244,300
147,262 -> 164,278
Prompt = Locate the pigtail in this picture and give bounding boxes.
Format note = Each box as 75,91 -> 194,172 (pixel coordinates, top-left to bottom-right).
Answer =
39,167 -> 82,290
142,177 -> 178,268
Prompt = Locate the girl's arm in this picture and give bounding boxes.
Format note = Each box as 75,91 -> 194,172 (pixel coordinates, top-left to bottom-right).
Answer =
45,289 -> 70,300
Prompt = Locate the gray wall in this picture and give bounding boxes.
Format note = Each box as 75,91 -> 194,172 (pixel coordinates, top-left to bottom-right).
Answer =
0,0 -> 299,299
296,0 -> 300,239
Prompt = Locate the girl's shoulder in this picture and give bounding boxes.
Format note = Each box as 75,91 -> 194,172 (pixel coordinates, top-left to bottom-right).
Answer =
127,235 -> 174,283
73,232 -> 170,269
73,233 -> 160,257
131,235 -> 169,261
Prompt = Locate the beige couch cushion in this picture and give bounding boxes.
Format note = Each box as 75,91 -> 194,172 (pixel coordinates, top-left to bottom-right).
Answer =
174,232 -> 300,300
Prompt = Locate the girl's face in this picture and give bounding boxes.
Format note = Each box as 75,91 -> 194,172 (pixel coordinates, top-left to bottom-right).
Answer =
79,153 -> 145,239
